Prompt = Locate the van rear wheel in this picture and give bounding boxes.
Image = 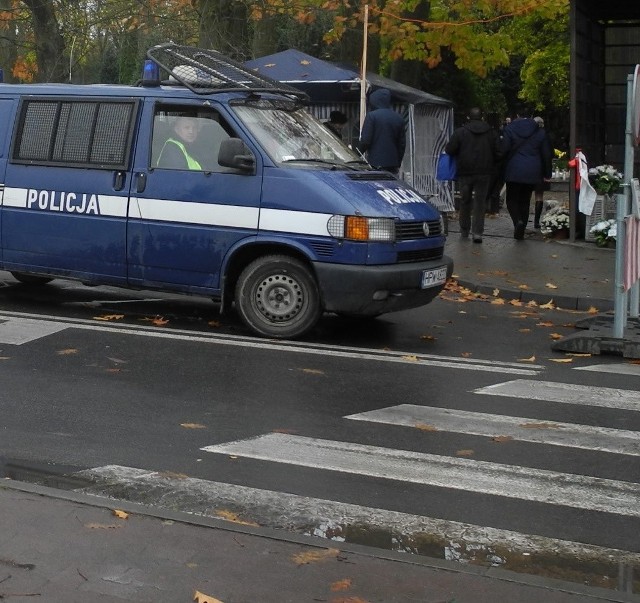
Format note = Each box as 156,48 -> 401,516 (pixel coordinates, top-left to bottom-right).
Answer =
10,272 -> 53,285
235,255 -> 321,339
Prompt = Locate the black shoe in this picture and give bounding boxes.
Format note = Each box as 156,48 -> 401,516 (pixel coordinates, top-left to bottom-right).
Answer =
472,235 -> 482,243
514,221 -> 525,240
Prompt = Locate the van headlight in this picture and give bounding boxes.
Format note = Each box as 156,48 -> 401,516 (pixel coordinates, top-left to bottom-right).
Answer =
327,216 -> 396,242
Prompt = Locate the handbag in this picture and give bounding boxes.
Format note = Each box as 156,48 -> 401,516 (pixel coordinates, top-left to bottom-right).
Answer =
436,152 -> 457,181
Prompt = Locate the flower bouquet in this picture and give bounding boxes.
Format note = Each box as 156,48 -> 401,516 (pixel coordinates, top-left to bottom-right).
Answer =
540,205 -> 570,237
589,218 -> 617,247
588,164 -> 623,196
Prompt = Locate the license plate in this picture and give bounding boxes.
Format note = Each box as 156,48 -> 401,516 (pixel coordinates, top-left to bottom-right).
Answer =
421,266 -> 447,288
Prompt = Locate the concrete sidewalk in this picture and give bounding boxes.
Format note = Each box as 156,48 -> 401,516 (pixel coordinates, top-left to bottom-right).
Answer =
1,480 -> 638,603
446,208 -> 616,312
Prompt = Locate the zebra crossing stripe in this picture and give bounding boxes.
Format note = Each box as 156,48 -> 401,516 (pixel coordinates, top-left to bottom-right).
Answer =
75,464 -> 640,564
474,379 -> 640,411
574,363 -> 640,376
345,405 -> 640,456
202,433 -> 640,517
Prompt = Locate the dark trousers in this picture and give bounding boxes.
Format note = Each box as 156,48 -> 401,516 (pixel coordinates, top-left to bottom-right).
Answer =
458,174 -> 491,236
506,181 -> 535,227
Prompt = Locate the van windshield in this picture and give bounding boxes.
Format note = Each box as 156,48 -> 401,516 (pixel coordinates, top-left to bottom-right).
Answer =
232,103 -> 363,167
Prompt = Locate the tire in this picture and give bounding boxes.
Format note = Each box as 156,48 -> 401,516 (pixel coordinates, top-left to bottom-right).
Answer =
235,255 -> 321,339
10,272 -> 53,285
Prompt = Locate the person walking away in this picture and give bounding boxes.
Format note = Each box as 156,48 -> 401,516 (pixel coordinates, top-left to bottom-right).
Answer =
485,112 -> 506,216
324,110 -> 348,140
444,107 -> 499,243
358,88 -> 406,175
532,116 -> 551,228
501,116 -> 552,239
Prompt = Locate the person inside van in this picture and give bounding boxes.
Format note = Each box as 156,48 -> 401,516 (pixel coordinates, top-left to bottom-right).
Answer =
156,115 -> 203,170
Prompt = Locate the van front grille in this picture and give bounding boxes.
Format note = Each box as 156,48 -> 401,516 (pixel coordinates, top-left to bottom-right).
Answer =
396,220 -> 442,240
396,248 -> 444,263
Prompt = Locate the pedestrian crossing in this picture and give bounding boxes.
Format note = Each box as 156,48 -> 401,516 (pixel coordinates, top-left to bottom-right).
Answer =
75,360 -> 640,572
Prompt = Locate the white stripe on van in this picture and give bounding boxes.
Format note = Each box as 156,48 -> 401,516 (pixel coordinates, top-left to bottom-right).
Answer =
3,186 -> 335,236
2,187 -> 28,207
2,187 -> 128,217
130,197 -> 259,229
259,208 -> 332,236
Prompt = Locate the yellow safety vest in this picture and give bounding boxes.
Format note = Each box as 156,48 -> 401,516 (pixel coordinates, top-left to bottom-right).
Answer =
160,138 -> 202,170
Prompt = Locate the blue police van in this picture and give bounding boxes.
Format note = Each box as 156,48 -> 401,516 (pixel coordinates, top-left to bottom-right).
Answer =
0,43 -> 452,339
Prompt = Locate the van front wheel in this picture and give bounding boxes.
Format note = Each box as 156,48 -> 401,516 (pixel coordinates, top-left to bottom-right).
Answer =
235,255 -> 321,339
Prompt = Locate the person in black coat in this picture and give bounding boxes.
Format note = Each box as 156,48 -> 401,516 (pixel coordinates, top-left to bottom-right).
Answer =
501,117 -> 552,239
358,88 -> 406,175
445,107 -> 499,243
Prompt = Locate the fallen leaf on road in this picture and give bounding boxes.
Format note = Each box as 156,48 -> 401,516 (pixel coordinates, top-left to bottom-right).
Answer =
461,352 -> 472,357
545,283 -> 558,289
587,306 -> 599,314
456,449 -> 474,457
181,423 -> 207,429
491,435 -> 513,443
291,548 -> 340,565
215,510 -> 259,527
537,321 -> 554,327
56,348 -> 78,355
208,320 -> 221,328
509,299 -> 523,306
550,357 -> 573,362
420,334 -> 437,341
331,578 -> 352,591
300,368 -> 325,374
518,284 -> 530,290
549,333 -> 564,340
492,288 -> 500,296
402,355 -> 419,361
415,423 -> 438,432
518,328 -> 531,333
93,314 -> 124,321
490,298 -> 506,305
540,300 -> 556,309
517,355 -> 536,362
193,591 -> 224,603
112,509 -> 129,519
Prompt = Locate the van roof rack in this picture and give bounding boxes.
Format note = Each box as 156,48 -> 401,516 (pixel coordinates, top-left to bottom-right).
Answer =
146,43 -> 308,101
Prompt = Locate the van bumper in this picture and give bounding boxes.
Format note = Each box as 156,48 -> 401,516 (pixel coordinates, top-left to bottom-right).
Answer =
313,256 -> 454,316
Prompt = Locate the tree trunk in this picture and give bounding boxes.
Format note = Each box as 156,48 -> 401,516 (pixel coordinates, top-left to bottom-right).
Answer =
21,0 -> 66,82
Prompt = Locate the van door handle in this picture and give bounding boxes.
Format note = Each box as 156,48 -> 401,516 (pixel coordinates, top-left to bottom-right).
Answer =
113,171 -> 125,191
135,172 -> 147,193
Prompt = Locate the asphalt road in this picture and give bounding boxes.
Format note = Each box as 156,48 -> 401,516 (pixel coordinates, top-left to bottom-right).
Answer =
0,272 -> 638,587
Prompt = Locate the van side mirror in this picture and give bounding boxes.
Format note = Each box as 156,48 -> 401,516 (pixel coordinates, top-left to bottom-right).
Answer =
218,138 -> 255,172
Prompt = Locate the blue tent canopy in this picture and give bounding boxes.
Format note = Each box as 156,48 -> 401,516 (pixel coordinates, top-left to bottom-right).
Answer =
245,48 -> 451,107
245,49 -> 455,212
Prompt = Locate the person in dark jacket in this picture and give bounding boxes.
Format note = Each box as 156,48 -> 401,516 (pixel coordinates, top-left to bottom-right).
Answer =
358,88 -> 406,175
501,117 -> 552,239
445,107 -> 499,243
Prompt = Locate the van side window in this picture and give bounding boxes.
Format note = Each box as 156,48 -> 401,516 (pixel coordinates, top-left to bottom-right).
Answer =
12,98 -> 137,170
152,108 -> 232,172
